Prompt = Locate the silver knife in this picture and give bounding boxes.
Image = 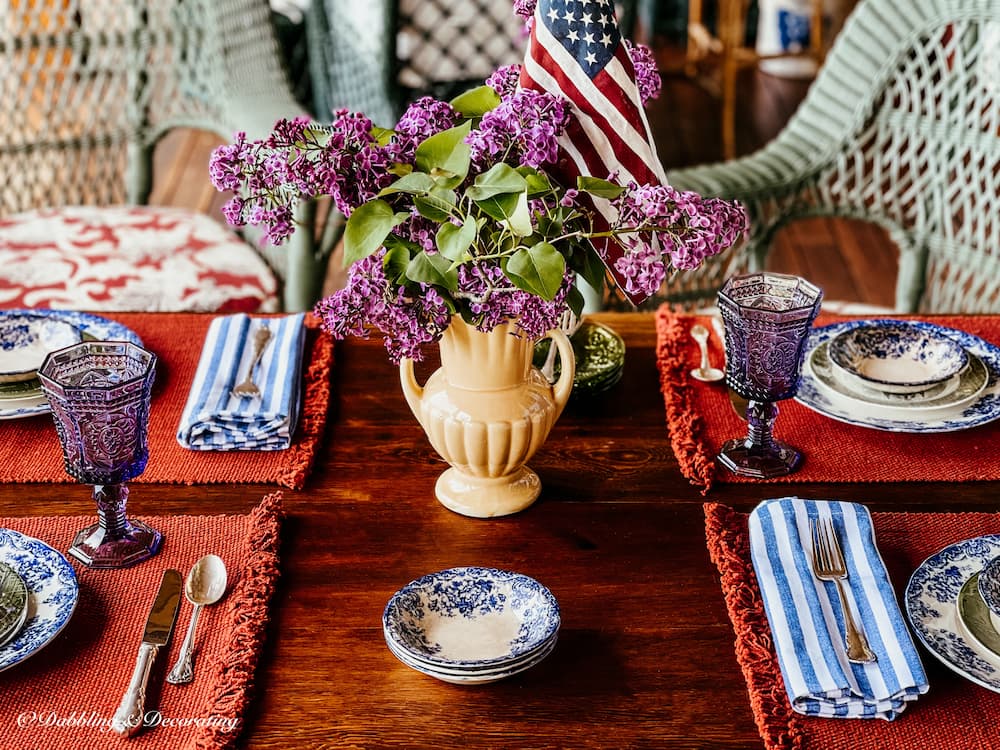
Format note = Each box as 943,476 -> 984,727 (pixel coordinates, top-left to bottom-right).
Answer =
112,569 -> 183,737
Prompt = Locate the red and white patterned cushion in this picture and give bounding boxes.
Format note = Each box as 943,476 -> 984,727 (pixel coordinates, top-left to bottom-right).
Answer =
0,206 -> 280,312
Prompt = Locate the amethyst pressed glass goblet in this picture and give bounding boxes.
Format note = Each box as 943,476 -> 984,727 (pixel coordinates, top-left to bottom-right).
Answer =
37,341 -> 161,568
717,272 -> 823,478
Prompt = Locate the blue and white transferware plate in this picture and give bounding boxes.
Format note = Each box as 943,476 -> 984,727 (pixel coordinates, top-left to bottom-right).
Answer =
796,320 -> 1000,432
827,320 -> 968,394
905,535 -> 1000,693
0,528 -> 79,672
384,632 -> 558,684
0,310 -> 143,420
383,566 -> 560,669
0,314 -> 82,384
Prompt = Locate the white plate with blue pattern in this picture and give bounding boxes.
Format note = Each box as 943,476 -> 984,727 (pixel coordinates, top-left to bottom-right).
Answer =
0,314 -> 82,384
0,528 -> 79,673
795,320 -> 1000,432
0,310 -> 143,420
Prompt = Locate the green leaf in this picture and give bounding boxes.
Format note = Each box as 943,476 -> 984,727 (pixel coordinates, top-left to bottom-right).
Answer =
577,176 -> 625,200
379,172 -> 436,196
567,242 -> 608,293
343,199 -> 402,266
388,163 -> 413,177
505,242 -> 566,300
435,216 -> 477,261
449,85 -> 502,117
370,126 -> 395,146
520,169 -> 552,196
565,284 -> 586,319
503,192 -> 533,237
406,251 -> 459,290
414,121 -> 472,182
382,243 -> 411,283
474,191 -> 521,223
466,163 -> 529,201
414,193 -> 455,223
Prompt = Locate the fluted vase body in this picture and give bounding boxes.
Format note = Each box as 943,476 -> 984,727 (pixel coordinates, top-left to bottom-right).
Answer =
400,317 -> 575,518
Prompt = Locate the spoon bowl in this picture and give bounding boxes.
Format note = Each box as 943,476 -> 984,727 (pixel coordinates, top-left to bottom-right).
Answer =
166,554 -> 228,685
690,324 -> 725,383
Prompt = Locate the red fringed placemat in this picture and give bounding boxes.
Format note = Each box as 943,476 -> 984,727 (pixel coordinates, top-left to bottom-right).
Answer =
657,308 -> 1000,493
0,493 -> 283,750
705,501 -> 1000,750
0,313 -> 333,489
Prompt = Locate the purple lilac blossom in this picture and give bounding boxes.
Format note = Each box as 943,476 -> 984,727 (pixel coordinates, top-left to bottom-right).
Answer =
486,65 -> 522,98
466,89 -> 569,169
513,0 -> 536,19
625,41 -> 661,105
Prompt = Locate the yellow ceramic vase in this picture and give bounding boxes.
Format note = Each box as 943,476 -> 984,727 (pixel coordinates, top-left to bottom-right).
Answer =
400,317 -> 575,518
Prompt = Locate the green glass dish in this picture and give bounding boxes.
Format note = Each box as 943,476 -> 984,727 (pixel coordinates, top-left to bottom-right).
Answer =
0,561 -> 28,648
533,320 -> 625,398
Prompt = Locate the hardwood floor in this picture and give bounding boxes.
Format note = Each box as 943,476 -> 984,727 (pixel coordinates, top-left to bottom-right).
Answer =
153,47 -> 897,309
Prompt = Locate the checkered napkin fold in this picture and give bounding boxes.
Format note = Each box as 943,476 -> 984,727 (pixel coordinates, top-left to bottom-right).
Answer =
748,498 -> 928,720
177,313 -> 306,451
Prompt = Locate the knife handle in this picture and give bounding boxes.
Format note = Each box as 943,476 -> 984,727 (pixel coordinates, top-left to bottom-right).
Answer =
112,642 -> 159,736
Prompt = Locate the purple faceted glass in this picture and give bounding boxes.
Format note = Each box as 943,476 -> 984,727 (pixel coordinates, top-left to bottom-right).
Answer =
717,272 -> 823,478
37,341 -> 161,568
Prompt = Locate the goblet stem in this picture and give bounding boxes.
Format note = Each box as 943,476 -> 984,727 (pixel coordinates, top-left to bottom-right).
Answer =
66,483 -> 163,569
718,399 -> 803,479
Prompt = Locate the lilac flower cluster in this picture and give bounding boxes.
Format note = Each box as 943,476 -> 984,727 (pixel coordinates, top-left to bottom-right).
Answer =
467,88 -> 569,169
314,250 -> 452,363
610,184 -> 749,297
624,40 -> 661,106
392,96 -> 458,161
485,64 -> 521,98
458,262 -> 574,342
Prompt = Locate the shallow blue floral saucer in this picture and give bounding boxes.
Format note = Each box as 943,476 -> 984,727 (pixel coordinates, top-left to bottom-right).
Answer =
0,528 -> 79,672
383,566 -> 560,671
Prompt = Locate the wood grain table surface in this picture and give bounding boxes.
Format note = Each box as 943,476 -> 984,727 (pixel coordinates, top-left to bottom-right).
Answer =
4,312 -> 997,750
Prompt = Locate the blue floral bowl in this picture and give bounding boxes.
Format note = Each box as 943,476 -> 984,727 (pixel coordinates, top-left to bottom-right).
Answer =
827,320 -> 968,394
382,566 -> 560,669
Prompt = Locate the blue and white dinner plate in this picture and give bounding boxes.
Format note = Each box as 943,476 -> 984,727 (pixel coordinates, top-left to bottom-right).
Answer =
795,320 -> 1000,432
0,314 -> 82,384
0,310 -> 143,420
906,535 -> 1000,693
0,528 -> 79,673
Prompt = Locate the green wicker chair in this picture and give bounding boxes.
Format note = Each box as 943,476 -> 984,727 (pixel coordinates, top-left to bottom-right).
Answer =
652,0 -> 1000,313
0,0 -> 330,312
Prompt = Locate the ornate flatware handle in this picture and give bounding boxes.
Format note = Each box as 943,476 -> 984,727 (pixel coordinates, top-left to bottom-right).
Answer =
112,642 -> 159,736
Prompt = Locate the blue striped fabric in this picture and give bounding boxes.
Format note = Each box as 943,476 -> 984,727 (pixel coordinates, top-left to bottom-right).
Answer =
176,313 -> 306,451
748,498 -> 928,720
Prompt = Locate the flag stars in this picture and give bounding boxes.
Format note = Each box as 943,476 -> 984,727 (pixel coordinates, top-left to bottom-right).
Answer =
601,32 -> 613,47
563,8 -> 576,23
547,6 -> 559,22
567,28 -> 579,42
585,50 -> 597,64
583,31 -> 595,44
581,12 -> 592,25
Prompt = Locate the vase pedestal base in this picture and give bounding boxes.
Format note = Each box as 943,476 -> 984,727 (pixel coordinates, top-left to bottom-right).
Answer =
68,519 -> 163,569
435,466 -> 541,518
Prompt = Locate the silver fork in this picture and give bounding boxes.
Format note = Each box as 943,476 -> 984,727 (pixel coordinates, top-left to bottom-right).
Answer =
231,325 -> 272,398
810,517 -> 877,664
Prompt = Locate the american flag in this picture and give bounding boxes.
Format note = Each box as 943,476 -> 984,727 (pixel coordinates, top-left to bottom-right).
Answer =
519,0 -> 667,305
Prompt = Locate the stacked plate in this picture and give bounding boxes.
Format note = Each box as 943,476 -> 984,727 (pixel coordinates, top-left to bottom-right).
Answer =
906,536 -> 1000,693
0,310 -> 143,420
382,566 -> 560,685
533,320 -> 625,398
795,319 -> 1000,432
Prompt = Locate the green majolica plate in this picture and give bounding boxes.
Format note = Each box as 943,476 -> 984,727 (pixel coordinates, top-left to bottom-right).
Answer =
0,561 -> 28,648
533,320 -> 625,398
958,572 -> 1000,659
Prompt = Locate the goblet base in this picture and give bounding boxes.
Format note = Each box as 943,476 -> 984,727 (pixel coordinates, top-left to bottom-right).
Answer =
717,438 -> 803,479
68,519 -> 163,569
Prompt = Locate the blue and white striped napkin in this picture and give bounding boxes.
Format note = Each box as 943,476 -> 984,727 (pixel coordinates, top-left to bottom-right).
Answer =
749,497 -> 928,720
176,313 -> 306,451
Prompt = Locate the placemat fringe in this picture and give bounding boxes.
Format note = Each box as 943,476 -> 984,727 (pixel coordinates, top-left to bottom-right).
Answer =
655,306 -> 716,494
195,492 -> 284,750
704,502 -> 805,750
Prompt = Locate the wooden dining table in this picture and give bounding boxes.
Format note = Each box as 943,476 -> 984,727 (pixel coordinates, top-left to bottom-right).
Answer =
5,311 -> 997,750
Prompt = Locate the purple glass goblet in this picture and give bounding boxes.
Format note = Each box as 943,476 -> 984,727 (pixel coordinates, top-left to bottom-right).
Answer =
37,341 -> 161,568
717,272 -> 823,478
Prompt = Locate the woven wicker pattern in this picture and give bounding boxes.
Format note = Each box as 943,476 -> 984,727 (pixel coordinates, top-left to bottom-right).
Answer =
652,0 -> 1000,314
0,0 -> 329,311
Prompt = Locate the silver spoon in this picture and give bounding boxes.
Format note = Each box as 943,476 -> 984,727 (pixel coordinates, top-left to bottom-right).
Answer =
690,324 -> 725,383
166,554 -> 228,685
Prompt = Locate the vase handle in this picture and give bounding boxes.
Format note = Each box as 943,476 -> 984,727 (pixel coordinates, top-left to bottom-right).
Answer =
548,329 -> 575,416
399,357 -> 424,425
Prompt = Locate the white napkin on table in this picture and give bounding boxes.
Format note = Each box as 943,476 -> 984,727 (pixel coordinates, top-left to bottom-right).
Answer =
749,497 -> 928,720
176,313 -> 306,451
